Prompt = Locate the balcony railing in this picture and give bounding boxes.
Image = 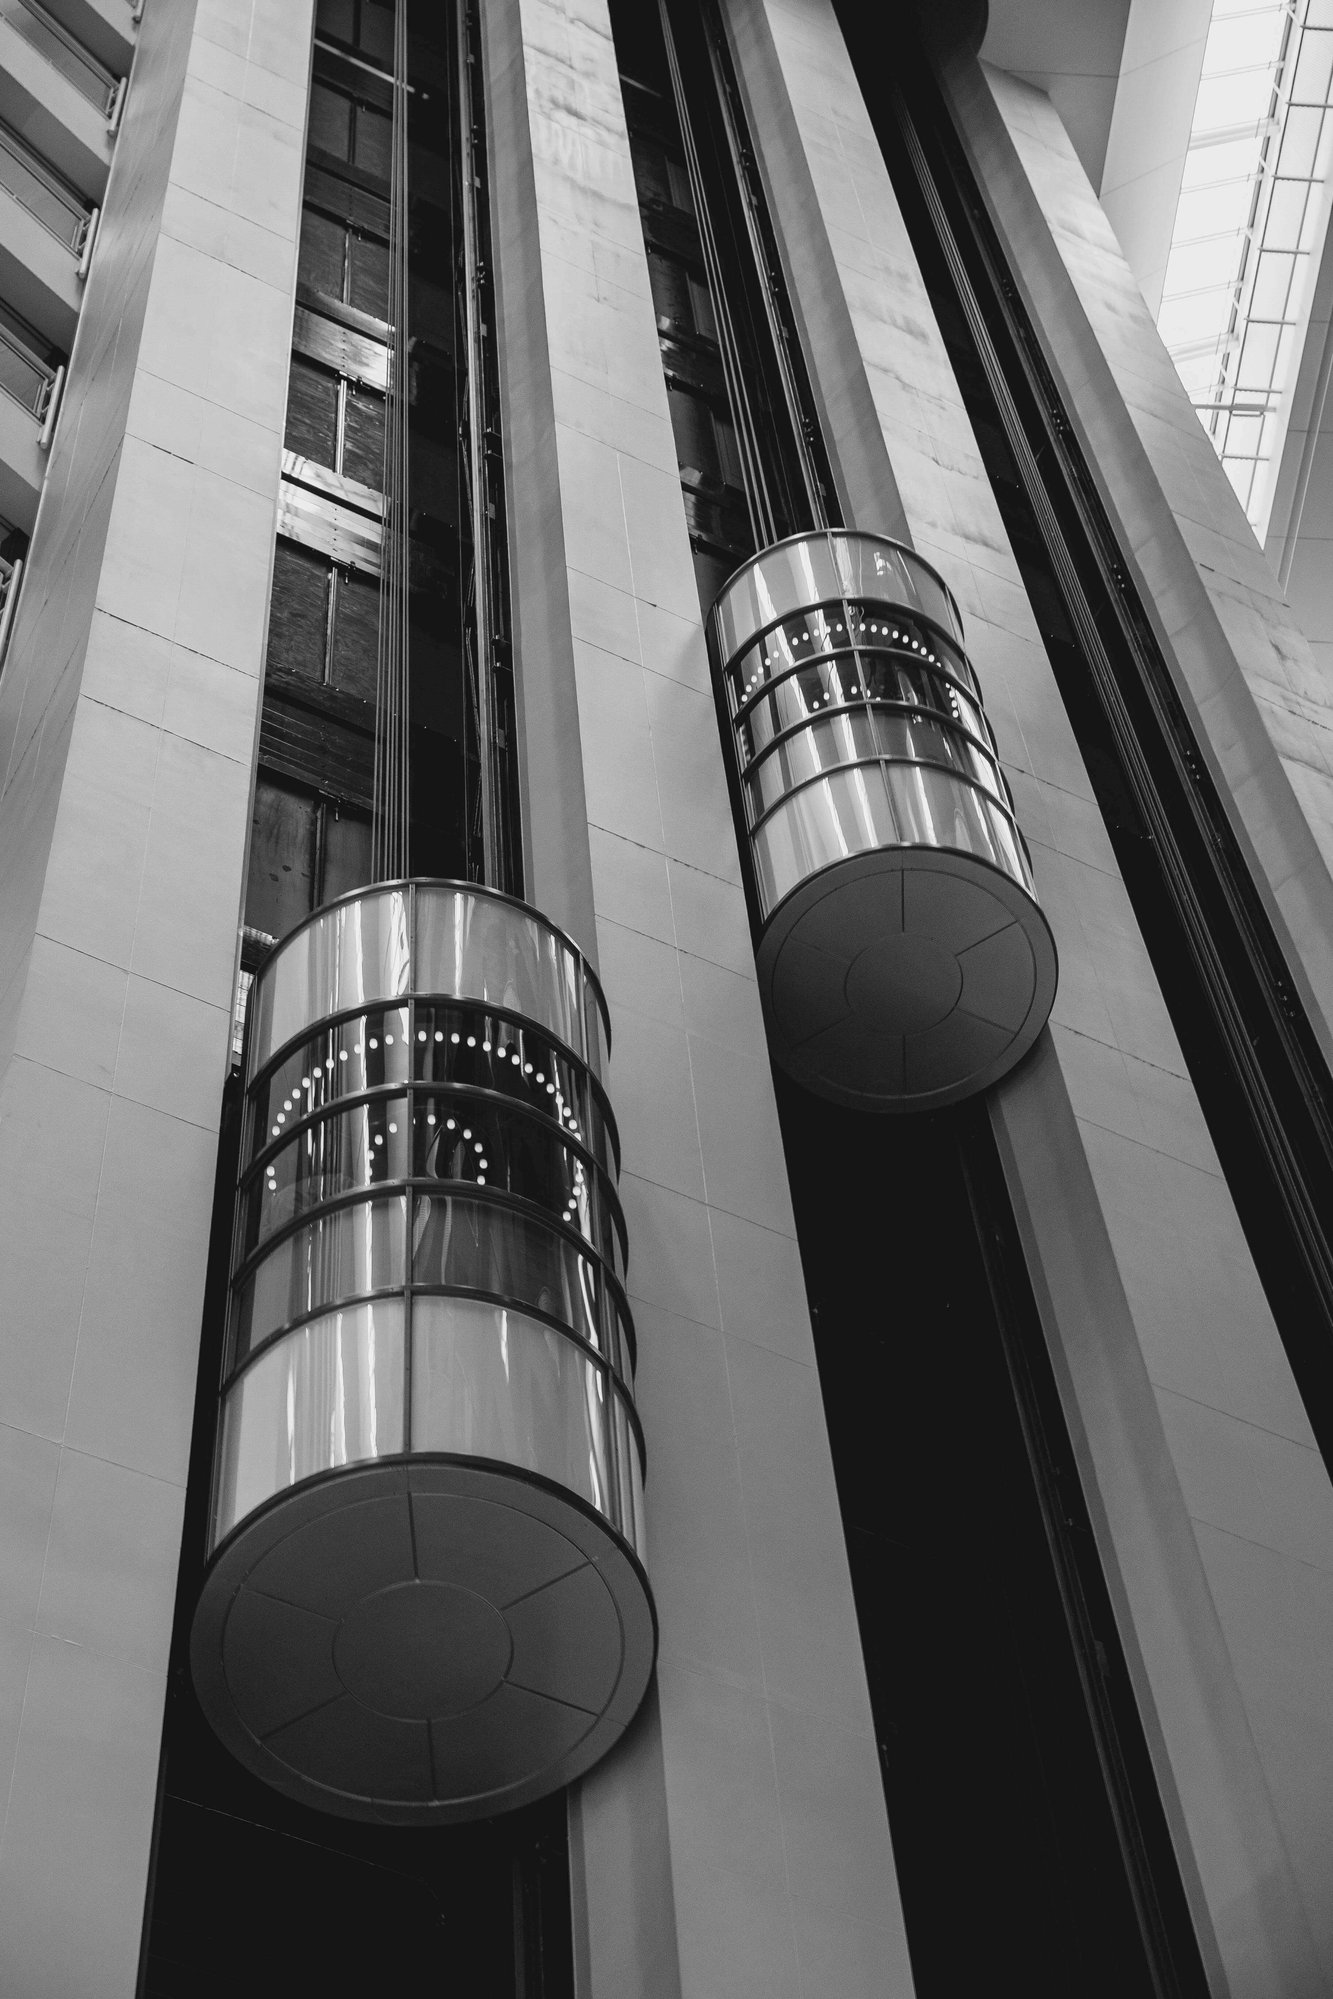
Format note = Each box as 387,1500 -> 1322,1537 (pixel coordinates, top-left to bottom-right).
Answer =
0,317 -> 56,420
0,550 -> 22,667
0,119 -> 92,250
0,0 -> 118,115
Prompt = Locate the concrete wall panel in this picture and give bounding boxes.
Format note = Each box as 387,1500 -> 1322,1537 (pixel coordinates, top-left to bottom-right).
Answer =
982,64 -> 1333,1076
738,1 -> 1333,1989
0,2 -> 310,1987
493,3 -> 914,1993
964,64 -> 1333,1985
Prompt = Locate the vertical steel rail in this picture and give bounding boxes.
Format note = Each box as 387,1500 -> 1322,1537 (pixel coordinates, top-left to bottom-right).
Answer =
373,0 -> 412,884
696,2 -> 830,531
658,0 -> 777,551
458,0 -> 500,889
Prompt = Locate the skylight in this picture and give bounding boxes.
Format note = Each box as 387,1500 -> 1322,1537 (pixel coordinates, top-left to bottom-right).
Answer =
1158,0 -> 1333,538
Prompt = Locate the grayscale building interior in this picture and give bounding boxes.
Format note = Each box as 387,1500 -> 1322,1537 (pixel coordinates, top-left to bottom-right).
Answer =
0,0 -> 1331,1992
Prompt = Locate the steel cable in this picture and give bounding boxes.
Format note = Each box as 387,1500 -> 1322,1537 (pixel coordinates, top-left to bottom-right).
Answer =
373,0 -> 411,882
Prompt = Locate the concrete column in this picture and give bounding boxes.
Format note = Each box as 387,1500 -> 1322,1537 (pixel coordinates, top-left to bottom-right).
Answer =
486,3 -> 914,1993
978,58 -> 1333,1072
0,1 -> 311,1988
724,1 -> 1333,1990
962,56 -> 1333,1989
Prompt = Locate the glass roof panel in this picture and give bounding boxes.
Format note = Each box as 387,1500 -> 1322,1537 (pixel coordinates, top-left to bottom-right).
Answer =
1181,133 -> 1267,187
1157,1 -> 1333,538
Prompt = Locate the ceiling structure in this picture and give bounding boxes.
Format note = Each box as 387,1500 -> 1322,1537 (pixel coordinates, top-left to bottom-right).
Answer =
982,0 -> 1214,315
983,0 -> 1333,675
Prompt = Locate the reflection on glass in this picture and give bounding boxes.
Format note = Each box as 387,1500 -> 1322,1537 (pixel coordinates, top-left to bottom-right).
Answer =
610,1388 -> 647,1563
412,1002 -> 612,1171
744,710 -> 1007,820
751,764 -> 1032,913
245,1094 -> 411,1252
412,1193 -> 631,1378
832,539 -> 961,639
249,1007 -> 410,1163
250,887 -> 410,1075
858,645 -> 984,734
712,532 -> 965,659
415,885 -> 602,1076
412,1095 -> 625,1276
215,1301 -> 406,1538
243,1085 -> 624,1274
232,1193 -> 406,1365
740,655 -> 987,766
706,534 -> 1049,926
885,762 -> 1027,879
220,883 -> 644,1573
730,604 -> 976,714
249,884 -> 609,1087
746,710 -> 877,811
739,654 -> 863,754
248,997 -> 617,1178
411,1297 -> 643,1555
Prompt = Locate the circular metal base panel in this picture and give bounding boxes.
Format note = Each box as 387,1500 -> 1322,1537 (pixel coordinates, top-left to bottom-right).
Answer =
190,1459 -> 656,1825
757,847 -> 1057,1111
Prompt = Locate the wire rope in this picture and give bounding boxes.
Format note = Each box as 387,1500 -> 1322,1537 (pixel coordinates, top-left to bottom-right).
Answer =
372,0 -> 411,882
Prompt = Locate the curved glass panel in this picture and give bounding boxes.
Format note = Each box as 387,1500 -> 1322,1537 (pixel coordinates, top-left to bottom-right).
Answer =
859,649 -> 985,737
739,653 -> 865,749
415,886 -> 599,1075
747,710 -> 879,806
413,1002 -> 614,1174
248,884 -> 607,1086
248,1000 -> 614,1178
884,762 -> 1030,885
708,540 -> 1044,933
610,1385 -> 647,1567
584,996 -> 605,1079
713,533 -> 964,659
231,1194 -> 407,1366
244,1094 -> 412,1254
243,1090 -> 623,1272
410,1297 -> 643,1557
412,1095 -> 625,1277
411,1192 -> 631,1379
752,765 -> 897,911
214,1301 -> 406,1541
730,605 -> 976,713
249,1007 -> 411,1165
831,538 -> 961,638
214,881 -> 645,1618
751,764 -> 1030,914
250,888 -> 410,1076
740,656 -> 988,764
729,602 -> 857,702
744,710 -> 1006,820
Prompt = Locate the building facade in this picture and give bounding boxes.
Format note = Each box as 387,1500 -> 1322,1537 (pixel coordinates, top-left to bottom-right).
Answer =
0,0 -> 1330,1992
